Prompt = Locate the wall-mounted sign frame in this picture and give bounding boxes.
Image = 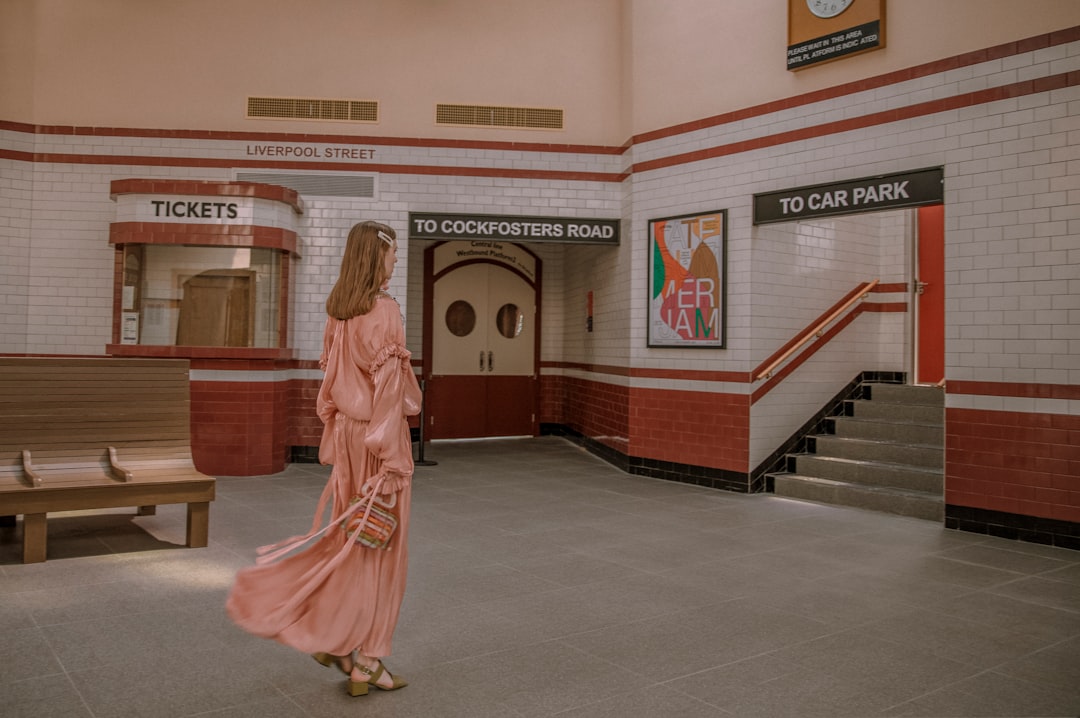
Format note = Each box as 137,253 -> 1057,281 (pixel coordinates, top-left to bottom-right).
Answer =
753,167 -> 943,225
409,212 -> 619,245
787,0 -> 886,71
647,209 -> 727,348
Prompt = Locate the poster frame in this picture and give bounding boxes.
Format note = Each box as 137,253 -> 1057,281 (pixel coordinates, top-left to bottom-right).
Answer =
646,209 -> 727,349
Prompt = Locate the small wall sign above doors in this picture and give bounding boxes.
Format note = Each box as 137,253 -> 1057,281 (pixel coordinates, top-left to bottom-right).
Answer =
410,212 -> 619,245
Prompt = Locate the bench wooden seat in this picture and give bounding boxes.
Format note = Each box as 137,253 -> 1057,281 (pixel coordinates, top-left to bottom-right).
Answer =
0,357 -> 215,563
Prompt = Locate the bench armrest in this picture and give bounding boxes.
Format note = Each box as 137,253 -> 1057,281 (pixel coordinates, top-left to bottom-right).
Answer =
21,450 -> 43,487
108,447 -> 134,482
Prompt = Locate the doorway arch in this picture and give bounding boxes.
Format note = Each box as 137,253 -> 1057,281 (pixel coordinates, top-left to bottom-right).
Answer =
422,241 -> 541,439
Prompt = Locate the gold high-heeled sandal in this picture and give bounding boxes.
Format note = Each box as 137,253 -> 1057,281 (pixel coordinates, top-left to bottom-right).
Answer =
347,659 -> 408,697
311,652 -> 350,676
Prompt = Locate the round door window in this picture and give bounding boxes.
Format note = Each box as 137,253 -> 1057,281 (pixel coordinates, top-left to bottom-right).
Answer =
445,300 -> 476,337
495,303 -> 524,338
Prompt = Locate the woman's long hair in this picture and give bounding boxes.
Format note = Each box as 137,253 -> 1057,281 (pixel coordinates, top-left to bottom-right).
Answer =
325,221 -> 396,319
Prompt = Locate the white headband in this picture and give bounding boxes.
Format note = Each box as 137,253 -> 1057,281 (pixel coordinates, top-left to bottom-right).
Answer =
377,229 -> 394,246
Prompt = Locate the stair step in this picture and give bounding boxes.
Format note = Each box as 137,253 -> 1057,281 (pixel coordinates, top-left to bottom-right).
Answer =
830,416 -> 944,446
771,473 -> 944,522
791,454 -> 943,493
847,399 -> 943,424
811,435 -> 943,468
865,383 -> 943,407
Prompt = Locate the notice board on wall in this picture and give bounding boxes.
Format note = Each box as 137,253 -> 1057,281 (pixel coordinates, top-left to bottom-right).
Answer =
787,0 -> 886,71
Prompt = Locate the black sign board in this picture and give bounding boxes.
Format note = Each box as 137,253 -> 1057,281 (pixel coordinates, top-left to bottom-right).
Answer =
753,167 -> 944,225
787,20 -> 882,71
409,212 -> 619,245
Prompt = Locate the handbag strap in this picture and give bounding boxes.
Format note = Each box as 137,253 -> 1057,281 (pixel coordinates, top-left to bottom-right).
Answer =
349,474 -> 388,537
255,473 -> 390,564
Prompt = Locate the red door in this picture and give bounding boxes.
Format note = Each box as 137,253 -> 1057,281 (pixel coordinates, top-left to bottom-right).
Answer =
916,205 -> 945,385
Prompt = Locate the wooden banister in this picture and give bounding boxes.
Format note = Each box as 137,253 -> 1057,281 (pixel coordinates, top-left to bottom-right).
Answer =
755,279 -> 879,381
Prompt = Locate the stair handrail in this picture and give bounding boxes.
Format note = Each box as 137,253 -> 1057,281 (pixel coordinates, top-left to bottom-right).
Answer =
754,279 -> 879,381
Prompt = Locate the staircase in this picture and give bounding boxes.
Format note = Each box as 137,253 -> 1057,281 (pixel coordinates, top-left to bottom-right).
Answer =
769,383 -> 944,521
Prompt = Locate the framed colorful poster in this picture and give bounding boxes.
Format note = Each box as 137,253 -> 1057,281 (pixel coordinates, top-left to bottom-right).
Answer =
647,209 -> 726,348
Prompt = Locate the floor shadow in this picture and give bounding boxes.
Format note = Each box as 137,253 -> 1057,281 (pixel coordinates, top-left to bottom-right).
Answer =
0,511 -> 184,564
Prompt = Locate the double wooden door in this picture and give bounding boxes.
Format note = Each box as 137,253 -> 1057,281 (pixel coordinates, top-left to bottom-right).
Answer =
426,261 -> 537,439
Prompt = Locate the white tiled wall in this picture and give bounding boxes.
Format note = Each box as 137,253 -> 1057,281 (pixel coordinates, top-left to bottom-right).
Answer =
621,37 -> 1080,466
0,158 -> 32,354
1,30 -> 1077,469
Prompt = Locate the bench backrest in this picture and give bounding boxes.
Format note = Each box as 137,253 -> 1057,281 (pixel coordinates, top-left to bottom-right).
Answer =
0,358 -> 194,471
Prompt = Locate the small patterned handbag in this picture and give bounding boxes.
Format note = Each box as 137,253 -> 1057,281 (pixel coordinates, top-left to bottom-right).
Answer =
342,491 -> 398,549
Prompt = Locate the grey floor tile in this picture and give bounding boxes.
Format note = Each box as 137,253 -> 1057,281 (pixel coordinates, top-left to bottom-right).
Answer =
917,590 -> 1080,644
768,628 -> 984,707
552,684 -> 731,717
1043,561 -> 1080,586
0,627 -> 64,684
0,674 -> 94,718
938,542 -> 1078,575
508,550 -> 649,588
855,607 -> 1060,669
884,669 -> 1080,717
665,652 -> 805,707
441,641 -> 644,718
989,575 -> 1080,613
67,654 -> 286,718
708,666 -> 909,717
659,554 -> 819,600
288,668 -> 530,718
2,436 -> 1079,718
992,635 -> 1080,692
752,579 -> 916,629
563,599 -> 832,682
194,696 -> 311,718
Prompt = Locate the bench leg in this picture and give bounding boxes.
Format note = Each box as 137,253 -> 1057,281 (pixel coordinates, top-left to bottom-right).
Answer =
137,505 -> 157,516
22,513 -> 47,563
186,502 -> 209,548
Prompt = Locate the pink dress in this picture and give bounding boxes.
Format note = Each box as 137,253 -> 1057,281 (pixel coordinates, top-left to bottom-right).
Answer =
226,295 -> 422,658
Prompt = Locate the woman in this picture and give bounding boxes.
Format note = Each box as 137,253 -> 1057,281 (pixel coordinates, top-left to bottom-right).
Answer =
227,220 -> 422,697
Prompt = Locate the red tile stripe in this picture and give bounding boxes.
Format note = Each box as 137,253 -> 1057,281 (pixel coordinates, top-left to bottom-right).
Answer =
634,71 -> 1080,174
542,360 -> 747,384
109,222 -> 299,254
632,26 -> 1080,145
110,178 -> 304,214
0,119 -> 622,155
0,151 -> 626,183
948,381 -> 1080,401
752,281 -> 874,379
107,345 -> 294,360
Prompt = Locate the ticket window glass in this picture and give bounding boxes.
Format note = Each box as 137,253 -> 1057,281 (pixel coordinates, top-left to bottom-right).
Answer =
121,245 -> 281,347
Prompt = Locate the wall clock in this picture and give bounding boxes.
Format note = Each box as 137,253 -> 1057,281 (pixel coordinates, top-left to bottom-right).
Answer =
807,0 -> 854,18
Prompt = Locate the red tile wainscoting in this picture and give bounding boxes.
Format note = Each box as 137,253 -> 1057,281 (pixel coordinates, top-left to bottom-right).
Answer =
946,407 -> 1080,523
629,387 -> 750,474
190,379 -> 288,476
288,375 -> 324,450
560,375 -> 631,455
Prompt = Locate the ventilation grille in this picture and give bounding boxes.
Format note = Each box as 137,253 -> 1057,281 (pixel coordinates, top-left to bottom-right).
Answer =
247,97 -> 378,123
435,104 -> 563,130
235,173 -> 376,198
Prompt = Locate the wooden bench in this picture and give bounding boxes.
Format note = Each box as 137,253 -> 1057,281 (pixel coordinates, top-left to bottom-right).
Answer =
0,357 -> 215,563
